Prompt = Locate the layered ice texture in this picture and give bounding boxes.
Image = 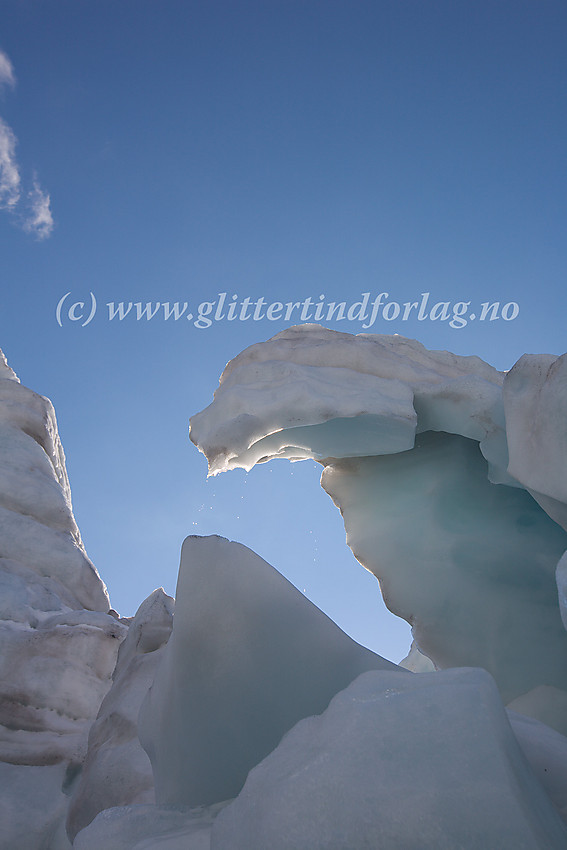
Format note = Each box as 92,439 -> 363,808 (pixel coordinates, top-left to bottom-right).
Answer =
4,332 -> 567,848
0,350 -> 109,612
0,350 -> 127,849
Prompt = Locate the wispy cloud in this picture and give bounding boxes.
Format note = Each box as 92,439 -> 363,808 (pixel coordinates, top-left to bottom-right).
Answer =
23,179 -> 54,240
0,50 -> 16,92
0,48 -> 54,240
0,117 -> 21,209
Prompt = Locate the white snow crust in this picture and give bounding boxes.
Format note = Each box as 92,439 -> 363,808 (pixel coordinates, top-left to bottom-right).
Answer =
190,325 -> 508,481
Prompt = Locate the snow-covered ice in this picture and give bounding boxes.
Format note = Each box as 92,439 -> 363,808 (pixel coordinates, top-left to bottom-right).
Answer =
0,349 -> 126,850
504,352 -> 567,530
0,351 -> 109,611
190,325 -> 508,482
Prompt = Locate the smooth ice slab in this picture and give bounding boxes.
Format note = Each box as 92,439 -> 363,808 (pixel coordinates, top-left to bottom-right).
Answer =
211,668 -> 567,850
139,535 -> 400,807
0,762 -> 73,850
73,803 -> 222,850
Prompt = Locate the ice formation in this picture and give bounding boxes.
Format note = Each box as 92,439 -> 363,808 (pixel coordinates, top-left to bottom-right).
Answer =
211,668 -> 567,849
322,433 -> 567,704
0,350 -> 109,611
66,588 -> 174,841
3,332 -> 567,849
138,534 -> 399,808
191,325 -> 567,721
190,325 -> 508,480
72,802 -> 225,850
0,350 -> 127,850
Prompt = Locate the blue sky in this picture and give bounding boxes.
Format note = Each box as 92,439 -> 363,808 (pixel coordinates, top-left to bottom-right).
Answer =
0,0 -> 565,662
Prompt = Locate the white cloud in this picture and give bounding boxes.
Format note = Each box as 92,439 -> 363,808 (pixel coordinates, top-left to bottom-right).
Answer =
0,117 -> 21,209
0,50 -> 54,239
0,50 -> 16,92
23,179 -> 54,240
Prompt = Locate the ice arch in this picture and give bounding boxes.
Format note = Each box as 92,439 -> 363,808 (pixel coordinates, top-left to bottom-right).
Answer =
190,325 -> 567,712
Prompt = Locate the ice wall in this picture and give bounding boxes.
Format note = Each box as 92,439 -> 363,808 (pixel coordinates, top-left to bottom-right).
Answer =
503,352 -> 567,531
0,349 -> 109,610
66,588 -> 174,841
322,432 -> 567,704
0,349 -> 126,850
190,326 -> 567,718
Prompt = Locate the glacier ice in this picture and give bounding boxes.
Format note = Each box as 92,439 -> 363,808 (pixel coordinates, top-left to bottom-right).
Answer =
211,668 -> 567,850
3,335 -> 567,848
138,534 -> 400,808
0,350 -> 127,850
399,639 -> 436,672
0,762 -> 73,850
508,710 -> 567,820
503,352 -> 567,530
507,686 -> 567,739
0,607 -> 127,766
66,588 -> 174,841
321,432 -> 567,704
190,326 -> 509,483
557,549 -> 567,631
73,802 -> 223,850
0,351 -> 109,611
191,325 -> 567,719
